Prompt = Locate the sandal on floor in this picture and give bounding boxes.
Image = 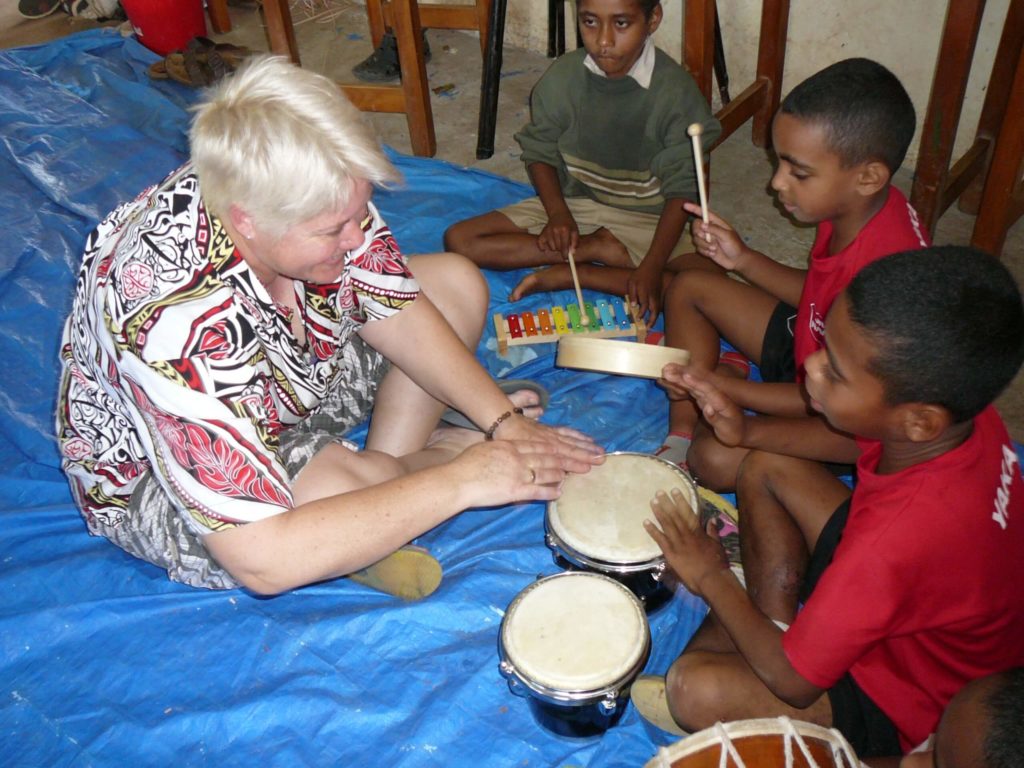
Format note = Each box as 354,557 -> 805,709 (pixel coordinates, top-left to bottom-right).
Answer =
348,545 -> 442,600
147,38 -> 253,86
440,379 -> 551,431
18,0 -> 62,19
186,36 -> 253,69
352,30 -> 431,83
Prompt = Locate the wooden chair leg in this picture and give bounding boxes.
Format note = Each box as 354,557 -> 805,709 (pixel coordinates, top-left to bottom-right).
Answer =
909,0 -> 987,236
366,0 -> 388,49
684,0 -> 715,100
971,39 -> 1024,257
686,0 -> 789,149
262,0 -> 300,65
751,0 -> 789,147
473,0 -> 492,57
207,0 -> 231,34
958,0 -> 1024,215
390,0 -> 437,157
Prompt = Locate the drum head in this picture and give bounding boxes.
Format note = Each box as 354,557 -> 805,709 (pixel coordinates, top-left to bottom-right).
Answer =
549,452 -> 698,564
501,572 -> 648,693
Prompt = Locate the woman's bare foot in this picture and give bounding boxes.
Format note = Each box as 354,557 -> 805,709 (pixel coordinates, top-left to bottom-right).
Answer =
508,265 -> 572,302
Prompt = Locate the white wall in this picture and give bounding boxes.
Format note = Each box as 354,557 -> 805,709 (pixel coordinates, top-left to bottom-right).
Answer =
498,0 -> 1012,169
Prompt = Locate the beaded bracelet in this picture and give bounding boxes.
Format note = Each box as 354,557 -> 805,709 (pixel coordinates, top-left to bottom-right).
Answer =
484,407 -> 524,440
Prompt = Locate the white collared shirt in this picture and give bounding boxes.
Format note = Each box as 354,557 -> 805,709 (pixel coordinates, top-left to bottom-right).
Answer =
583,37 -> 655,89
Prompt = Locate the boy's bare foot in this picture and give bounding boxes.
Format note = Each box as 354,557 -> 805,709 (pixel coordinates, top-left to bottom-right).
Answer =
509,264 -> 571,301
578,227 -> 630,266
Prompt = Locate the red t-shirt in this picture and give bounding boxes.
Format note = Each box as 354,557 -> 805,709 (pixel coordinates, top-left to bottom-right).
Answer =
793,187 -> 928,376
782,406 -> 1024,751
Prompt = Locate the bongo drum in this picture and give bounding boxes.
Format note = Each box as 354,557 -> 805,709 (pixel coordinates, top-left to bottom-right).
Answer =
545,452 -> 699,607
498,571 -> 651,737
644,717 -> 862,768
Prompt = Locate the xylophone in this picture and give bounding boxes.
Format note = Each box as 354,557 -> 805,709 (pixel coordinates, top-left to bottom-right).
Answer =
493,296 -> 646,355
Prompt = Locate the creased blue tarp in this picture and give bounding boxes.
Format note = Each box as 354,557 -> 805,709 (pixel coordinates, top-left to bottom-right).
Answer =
1,30 -> 708,768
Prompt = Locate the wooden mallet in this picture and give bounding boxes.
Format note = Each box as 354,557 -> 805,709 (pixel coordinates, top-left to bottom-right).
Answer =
687,122 -> 711,242
566,247 -> 589,327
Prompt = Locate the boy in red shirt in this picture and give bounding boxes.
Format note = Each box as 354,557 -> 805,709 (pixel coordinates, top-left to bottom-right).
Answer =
635,247 -> 1024,759
657,58 -> 928,491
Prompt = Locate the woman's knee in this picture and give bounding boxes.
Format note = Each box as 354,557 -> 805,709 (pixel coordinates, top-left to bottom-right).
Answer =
292,445 -> 404,506
409,252 -> 489,328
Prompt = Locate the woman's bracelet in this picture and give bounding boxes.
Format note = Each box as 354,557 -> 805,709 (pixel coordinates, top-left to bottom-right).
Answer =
484,407 -> 524,440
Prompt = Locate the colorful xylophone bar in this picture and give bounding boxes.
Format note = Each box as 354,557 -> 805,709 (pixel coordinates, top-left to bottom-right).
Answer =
493,295 -> 647,354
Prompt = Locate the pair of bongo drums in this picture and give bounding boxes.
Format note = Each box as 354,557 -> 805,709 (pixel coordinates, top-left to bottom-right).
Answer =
498,452 -> 699,737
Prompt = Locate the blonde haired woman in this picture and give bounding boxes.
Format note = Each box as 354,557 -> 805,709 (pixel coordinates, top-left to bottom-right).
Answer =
57,56 -> 601,598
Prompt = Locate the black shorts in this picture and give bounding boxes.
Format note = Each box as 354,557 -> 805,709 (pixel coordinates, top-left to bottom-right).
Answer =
759,301 -> 797,384
799,499 -> 902,758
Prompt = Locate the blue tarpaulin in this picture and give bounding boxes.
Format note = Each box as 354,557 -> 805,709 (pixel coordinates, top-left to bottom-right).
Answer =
1,30 -> 709,767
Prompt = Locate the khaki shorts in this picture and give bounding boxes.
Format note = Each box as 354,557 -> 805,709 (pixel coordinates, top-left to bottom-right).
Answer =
499,196 -> 696,266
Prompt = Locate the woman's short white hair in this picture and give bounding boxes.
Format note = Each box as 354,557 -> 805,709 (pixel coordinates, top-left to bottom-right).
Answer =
190,55 -> 400,236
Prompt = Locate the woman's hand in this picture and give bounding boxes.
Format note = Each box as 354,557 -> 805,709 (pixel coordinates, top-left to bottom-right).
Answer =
493,413 -> 604,469
644,487 -> 729,598
451,438 -> 597,508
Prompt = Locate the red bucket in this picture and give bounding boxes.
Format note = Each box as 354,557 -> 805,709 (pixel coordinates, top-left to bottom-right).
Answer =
121,0 -> 208,57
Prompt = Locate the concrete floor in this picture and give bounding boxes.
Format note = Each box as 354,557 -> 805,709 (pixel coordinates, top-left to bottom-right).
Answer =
3,0 -> 1023,440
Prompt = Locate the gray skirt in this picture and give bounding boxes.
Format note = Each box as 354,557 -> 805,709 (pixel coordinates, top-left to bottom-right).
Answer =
97,336 -> 390,589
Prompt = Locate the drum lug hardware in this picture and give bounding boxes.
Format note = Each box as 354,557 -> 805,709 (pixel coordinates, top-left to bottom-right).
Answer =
598,693 -> 618,715
652,562 -> 667,582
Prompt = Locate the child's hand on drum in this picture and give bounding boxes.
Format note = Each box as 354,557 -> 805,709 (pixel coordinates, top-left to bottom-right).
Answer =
644,488 -> 729,597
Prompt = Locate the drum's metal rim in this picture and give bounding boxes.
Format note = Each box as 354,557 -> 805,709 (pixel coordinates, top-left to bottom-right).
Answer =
498,572 -> 651,706
546,451 -> 698,567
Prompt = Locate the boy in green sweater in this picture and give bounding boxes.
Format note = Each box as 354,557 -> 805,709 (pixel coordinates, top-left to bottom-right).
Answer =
443,0 -> 720,323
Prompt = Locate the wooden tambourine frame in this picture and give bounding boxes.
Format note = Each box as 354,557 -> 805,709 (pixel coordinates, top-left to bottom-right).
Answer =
556,336 -> 690,379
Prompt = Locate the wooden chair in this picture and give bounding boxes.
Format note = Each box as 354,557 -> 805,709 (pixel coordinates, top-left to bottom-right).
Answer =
910,0 -> 1024,257
255,0 -> 497,158
683,0 -> 791,150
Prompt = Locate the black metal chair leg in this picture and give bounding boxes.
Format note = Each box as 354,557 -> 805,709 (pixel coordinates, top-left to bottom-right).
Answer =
476,0 -> 507,159
713,3 -> 730,104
